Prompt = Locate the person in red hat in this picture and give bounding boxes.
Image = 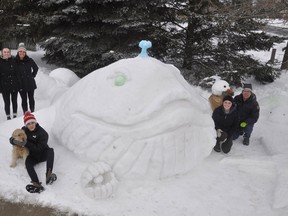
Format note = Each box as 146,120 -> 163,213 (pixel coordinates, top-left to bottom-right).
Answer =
9,111 -> 57,193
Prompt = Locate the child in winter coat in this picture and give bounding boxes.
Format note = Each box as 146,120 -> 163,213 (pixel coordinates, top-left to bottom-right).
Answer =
212,95 -> 239,153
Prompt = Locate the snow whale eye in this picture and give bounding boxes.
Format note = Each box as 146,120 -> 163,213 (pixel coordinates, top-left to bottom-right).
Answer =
224,85 -> 226,88
107,69 -> 130,87
114,73 -> 127,86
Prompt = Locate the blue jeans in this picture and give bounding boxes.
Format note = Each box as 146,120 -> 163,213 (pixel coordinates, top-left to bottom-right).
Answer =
233,124 -> 254,140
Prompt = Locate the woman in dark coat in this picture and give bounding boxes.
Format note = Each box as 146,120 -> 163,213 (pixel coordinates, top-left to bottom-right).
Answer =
212,95 -> 239,153
15,43 -> 38,114
0,47 -> 21,120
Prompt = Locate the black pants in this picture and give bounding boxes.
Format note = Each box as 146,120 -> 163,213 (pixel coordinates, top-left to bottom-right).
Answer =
1,91 -> 18,116
19,90 -> 35,113
215,136 -> 233,153
25,148 -> 54,183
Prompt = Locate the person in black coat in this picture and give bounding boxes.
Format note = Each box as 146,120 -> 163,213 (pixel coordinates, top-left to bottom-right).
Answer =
233,83 -> 260,145
0,47 -> 21,120
15,43 -> 38,114
212,95 -> 239,153
9,112 -> 57,192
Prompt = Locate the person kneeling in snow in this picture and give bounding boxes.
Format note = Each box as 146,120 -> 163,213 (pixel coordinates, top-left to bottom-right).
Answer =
232,83 -> 260,146
212,96 -> 239,153
9,111 -> 57,193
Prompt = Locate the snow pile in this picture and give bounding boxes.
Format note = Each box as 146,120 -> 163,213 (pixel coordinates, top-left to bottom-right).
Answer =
49,68 -> 79,87
35,68 -> 80,105
52,56 -> 215,199
255,73 -> 288,208
0,32 -> 288,215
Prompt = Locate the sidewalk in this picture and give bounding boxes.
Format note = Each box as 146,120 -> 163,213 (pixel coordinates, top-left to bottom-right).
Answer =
0,198 -> 77,216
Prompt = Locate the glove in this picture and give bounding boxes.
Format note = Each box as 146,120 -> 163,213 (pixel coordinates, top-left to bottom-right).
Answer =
216,129 -> 223,138
216,129 -> 228,142
11,138 -> 27,146
240,122 -> 247,128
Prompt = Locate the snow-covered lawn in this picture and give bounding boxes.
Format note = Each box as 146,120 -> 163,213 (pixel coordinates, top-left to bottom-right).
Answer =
0,26 -> 287,215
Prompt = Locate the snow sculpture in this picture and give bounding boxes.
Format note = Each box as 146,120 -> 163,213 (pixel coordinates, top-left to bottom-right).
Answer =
258,95 -> 288,208
49,68 -> 79,88
208,80 -> 234,111
138,40 -> 152,58
52,42 -> 214,199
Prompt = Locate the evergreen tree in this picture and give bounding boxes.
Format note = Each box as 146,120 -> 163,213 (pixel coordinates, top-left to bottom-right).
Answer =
165,0 -> 284,86
24,0 -> 175,77
0,0 -> 18,45
5,0 -> 286,85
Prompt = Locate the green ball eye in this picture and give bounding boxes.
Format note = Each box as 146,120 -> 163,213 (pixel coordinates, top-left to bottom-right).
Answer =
114,74 -> 127,86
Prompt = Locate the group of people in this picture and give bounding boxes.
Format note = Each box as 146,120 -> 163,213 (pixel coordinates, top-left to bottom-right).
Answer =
212,83 -> 260,153
0,44 -> 55,193
0,43 -> 38,120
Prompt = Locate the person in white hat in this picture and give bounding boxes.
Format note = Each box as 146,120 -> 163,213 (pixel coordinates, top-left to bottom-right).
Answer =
233,83 -> 260,145
15,42 -> 39,114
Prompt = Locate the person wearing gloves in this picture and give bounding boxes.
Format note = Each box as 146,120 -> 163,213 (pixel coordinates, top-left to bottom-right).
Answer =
233,83 -> 260,145
212,95 -> 239,153
9,111 -> 57,193
15,43 -> 39,113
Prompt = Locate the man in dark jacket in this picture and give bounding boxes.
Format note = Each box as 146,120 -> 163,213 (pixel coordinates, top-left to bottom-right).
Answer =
10,111 -> 57,193
233,83 -> 260,145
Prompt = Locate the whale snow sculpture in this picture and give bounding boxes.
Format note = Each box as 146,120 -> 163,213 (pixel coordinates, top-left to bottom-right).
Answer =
52,50 -> 214,199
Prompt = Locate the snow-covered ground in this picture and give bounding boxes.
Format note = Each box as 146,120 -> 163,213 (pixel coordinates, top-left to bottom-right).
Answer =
0,24 -> 288,215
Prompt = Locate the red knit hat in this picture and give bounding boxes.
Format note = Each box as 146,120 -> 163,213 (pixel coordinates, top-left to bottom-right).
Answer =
24,111 -> 37,125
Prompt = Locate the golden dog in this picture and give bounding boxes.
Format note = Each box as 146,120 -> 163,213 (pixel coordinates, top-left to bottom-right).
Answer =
10,129 -> 29,168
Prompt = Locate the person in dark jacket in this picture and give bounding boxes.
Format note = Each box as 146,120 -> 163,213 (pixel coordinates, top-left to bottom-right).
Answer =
15,43 -> 38,114
212,95 -> 239,153
10,111 -> 57,192
0,47 -> 21,120
233,83 -> 260,145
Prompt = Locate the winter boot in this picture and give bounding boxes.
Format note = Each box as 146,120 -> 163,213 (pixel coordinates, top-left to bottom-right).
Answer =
13,113 -> 17,118
26,181 -> 45,193
6,115 -> 11,120
213,141 -> 221,152
46,169 -> 57,185
243,137 -> 250,145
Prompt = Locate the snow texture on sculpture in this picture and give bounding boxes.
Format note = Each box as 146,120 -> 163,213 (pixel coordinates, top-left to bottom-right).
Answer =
52,44 -> 214,199
258,95 -> 288,208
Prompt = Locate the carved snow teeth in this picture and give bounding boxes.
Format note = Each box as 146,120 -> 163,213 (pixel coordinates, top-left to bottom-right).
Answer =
81,161 -> 118,199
